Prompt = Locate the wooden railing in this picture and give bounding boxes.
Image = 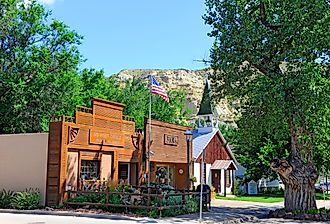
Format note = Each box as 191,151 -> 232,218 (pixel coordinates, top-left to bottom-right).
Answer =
122,115 -> 135,122
64,189 -> 210,217
78,180 -> 109,191
50,116 -> 75,123
76,106 -> 93,114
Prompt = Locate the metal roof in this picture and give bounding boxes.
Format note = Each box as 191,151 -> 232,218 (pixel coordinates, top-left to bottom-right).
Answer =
192,128 -> 237,164
210,160 -> 237,170
192,128 -> 217,159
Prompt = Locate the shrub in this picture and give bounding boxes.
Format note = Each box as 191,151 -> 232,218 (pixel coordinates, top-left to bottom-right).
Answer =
12,189 -> 40,210
0,189 -> 15,208
184,197 -> 198,213
67,193 -> 106,203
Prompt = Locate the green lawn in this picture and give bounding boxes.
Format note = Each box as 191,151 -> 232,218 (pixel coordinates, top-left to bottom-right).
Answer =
216,194 -> 284,203
216,193 -> 330,203
316,192 -> 330,200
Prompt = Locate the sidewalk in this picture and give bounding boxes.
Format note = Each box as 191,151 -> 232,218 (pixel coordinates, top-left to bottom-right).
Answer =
1,199 -> 330,224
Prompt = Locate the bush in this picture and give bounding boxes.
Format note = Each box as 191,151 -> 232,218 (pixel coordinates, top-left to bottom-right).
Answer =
12,189 -> 40,210
0,189 -> 15,208
65,186 -> 199,218
184,197 -> 198,213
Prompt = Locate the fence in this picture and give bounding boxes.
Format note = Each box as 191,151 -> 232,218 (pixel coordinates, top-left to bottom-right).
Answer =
64,187 -> 210,217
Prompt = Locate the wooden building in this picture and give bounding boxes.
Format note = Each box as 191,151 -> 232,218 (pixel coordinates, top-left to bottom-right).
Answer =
192,79 -> 237,196
46,98 -> 143,205
144,119 -> 192,190
45,97 -> 191,206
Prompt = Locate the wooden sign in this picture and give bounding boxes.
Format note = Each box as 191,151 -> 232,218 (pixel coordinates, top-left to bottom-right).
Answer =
90,129 -> 124,147
164,134 -> 178,146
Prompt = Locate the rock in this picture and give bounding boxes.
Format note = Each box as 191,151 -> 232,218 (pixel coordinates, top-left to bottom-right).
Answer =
277,209 -> 286,218
76,208 -> 86,212
114,68 -> 237,124
268,210 -> 277,218
284,212 -> 294,219
82,205 -> 90,209
320,214 -> 329,221
45,207 -> 54,211
312,214 -> 320,220
294,213 -> 306,220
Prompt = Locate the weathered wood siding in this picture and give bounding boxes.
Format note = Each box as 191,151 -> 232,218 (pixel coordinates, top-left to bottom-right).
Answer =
46,98 -> 142,206
46,122 -> 62,205
144,119 -> 192,164
196,132 -> 233,164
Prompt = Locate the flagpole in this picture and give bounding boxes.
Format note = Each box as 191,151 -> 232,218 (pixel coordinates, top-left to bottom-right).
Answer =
148,75 -> 152,188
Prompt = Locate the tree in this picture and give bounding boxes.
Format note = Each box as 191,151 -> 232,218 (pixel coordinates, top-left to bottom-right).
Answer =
80,68 -> 119,107
152,89 -> 192,126
0,0 -> 83,133
204,0 -> 329,210
116,78 -> 192,129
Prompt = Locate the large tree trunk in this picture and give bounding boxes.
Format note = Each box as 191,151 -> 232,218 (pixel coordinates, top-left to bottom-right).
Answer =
270,115 -> 319,211
271,156 -> 318,211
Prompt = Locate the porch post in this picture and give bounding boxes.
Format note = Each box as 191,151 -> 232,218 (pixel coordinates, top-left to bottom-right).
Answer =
224,170 -> 227,197
232,170 -> 234,194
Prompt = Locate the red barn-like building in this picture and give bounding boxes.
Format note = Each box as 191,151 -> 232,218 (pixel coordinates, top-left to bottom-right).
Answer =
192,79 -> 237,196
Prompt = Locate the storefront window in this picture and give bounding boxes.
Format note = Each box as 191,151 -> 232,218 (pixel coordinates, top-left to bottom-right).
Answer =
156,165 -> 174,186
80,160 -> 100,180
119,163 -> 129,184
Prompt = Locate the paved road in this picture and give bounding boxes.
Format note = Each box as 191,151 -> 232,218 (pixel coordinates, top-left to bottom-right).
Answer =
1,200 -> 330,224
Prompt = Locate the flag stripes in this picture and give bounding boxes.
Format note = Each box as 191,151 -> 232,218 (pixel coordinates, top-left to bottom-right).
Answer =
150,75 -> 169,103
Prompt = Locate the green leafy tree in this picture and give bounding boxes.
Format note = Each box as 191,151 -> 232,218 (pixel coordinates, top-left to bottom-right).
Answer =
115,78 -> 192,128
80,68 -> 119,107
152,89 -> 192,126
116,78 -> 149,129
0,0 -> 83,133
204,0 -> 329,210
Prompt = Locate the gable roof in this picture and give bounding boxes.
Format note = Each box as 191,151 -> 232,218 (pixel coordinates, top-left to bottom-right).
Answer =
192,128 -> 237,164
210,160 -> 237,170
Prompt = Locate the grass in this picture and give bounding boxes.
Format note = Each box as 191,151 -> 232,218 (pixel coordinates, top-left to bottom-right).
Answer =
216,192 -> 330,203
315,192 -> 330,200
216,194 -> 284,203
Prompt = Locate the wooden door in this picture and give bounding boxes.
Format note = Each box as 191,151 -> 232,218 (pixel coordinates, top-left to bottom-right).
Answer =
211,170 -> 221,193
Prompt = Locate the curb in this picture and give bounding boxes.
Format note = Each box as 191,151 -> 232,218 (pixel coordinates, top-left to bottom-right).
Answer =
0,209 -> 145,221
0,209 -> 262,223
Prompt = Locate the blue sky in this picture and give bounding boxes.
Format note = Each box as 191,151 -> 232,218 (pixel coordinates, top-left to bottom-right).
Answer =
41,0 -> 213,75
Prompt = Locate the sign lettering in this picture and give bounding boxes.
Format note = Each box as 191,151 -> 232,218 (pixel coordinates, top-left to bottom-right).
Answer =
90,130 -> 124,146
164,134 -> 178,146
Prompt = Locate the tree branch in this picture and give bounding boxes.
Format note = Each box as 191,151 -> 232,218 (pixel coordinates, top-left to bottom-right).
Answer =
260,0 -> 281,31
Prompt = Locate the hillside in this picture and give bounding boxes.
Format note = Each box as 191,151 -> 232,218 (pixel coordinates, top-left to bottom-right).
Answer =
114,68 -> 236,123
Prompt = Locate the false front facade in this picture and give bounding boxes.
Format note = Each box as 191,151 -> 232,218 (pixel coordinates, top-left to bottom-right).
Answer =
46,98 -> 143,205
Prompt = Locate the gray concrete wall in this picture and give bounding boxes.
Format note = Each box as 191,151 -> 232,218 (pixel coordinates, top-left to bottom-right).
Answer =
0,133 -> 48,205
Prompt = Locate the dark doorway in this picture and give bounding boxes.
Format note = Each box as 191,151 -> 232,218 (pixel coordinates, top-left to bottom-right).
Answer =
211,170 -> 221,193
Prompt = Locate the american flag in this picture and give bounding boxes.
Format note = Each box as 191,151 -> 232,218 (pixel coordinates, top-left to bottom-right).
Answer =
150,75 -> 169,103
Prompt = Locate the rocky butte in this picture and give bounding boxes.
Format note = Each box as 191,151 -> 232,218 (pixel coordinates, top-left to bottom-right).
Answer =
114,68 -> 236,124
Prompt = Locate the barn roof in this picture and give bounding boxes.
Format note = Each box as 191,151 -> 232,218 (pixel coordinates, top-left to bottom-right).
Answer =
192,128 -> 237,164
